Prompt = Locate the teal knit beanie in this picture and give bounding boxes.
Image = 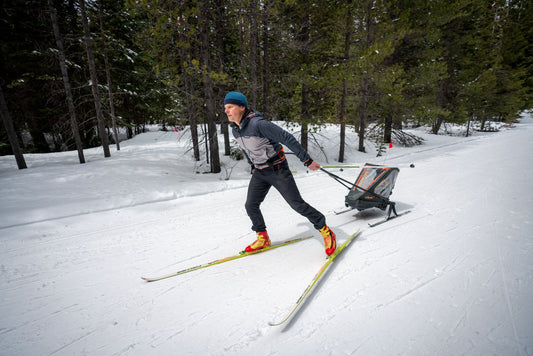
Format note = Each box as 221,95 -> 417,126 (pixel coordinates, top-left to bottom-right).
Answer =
224,91 -> 248,108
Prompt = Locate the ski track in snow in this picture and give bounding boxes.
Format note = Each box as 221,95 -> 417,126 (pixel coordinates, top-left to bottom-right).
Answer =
0,115 -> 532,355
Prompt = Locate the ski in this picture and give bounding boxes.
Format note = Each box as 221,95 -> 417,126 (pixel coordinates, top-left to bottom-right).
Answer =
142,235 -> 312,282
269,229 -> 361,326
333,206 -> 354,215
368,210 -> 411,227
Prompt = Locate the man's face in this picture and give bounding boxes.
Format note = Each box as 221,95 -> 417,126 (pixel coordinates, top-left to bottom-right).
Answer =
224,104 -> 246,125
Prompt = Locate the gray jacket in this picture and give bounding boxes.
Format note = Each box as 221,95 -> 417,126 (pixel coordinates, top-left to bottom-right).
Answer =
231,110 -> 312,169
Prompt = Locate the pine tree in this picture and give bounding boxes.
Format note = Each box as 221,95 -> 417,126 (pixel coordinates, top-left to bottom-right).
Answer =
48,0 -> 86,163
79,0 -> 111,157
0,85 -> 27,169
199,0 -> 221,173
97,0 -> 120,150
348,0 -> 405,152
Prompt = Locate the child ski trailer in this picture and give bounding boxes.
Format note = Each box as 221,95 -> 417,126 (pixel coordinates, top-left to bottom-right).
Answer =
323,163 -> 410,226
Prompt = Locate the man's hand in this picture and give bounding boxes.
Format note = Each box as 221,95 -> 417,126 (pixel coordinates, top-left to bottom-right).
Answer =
307,160 -> 321,171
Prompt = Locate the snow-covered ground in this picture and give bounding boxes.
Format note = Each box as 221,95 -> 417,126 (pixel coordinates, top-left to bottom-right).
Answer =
0,113 -> 532,356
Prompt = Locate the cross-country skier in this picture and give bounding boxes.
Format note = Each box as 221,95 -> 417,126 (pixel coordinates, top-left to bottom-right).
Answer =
224,91 -> 336,256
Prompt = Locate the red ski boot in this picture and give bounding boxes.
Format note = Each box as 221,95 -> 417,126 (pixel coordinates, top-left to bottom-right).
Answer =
245,230 -> 271,253
319,225 -> 337,256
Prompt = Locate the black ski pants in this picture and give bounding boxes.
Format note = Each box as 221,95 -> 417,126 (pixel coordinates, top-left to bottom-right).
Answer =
245,160 -> 326,232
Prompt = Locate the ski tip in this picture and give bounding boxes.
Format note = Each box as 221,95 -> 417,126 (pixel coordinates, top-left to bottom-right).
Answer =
268,319 -> 286,327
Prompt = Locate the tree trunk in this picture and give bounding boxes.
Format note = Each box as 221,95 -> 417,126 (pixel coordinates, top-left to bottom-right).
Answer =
358,1 -> 374,153
298,12 -> 311,151
179,15 -> 200,162
185,77 -> 200,161
300,83 -> 309,150
200,3 -> 220,173
432,77 -> 447,134
383,113 -> 392,144
48,0 -> 85,164
433,114 -> 444,134
20,94 -> 49,152
358,77 -> 368,153
0,86 -> 27,169
338,79 -> 347,162
221,120 -> 230,156
79,0 -> 110,158
206,90 -> 220,173
215,0 -> 230,156
262,4 -> 269,116
98,1 -> 120,150
338,3 -> 352,163
203,121 -> 209,164
248,0 -> 259,108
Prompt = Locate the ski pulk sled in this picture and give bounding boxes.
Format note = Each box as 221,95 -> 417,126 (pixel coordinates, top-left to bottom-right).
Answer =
321,163 -> 410,226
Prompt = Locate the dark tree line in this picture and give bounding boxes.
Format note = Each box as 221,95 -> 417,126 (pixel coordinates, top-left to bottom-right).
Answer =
1,0 -> 531,171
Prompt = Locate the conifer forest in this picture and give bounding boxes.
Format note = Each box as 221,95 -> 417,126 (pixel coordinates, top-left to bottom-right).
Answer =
1,0 -> 531,172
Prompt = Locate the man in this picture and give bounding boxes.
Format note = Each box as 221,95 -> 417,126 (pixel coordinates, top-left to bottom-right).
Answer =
224,91 -> 336,256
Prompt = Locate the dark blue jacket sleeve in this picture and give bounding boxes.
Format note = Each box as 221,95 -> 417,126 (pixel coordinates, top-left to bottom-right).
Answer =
256,119 -> 312,164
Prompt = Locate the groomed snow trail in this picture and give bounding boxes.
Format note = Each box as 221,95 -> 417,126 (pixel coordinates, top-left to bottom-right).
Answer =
0,115 -> 532,355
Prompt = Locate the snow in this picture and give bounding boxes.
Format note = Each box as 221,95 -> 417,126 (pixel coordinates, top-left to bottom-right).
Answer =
1,113 -> 532,356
